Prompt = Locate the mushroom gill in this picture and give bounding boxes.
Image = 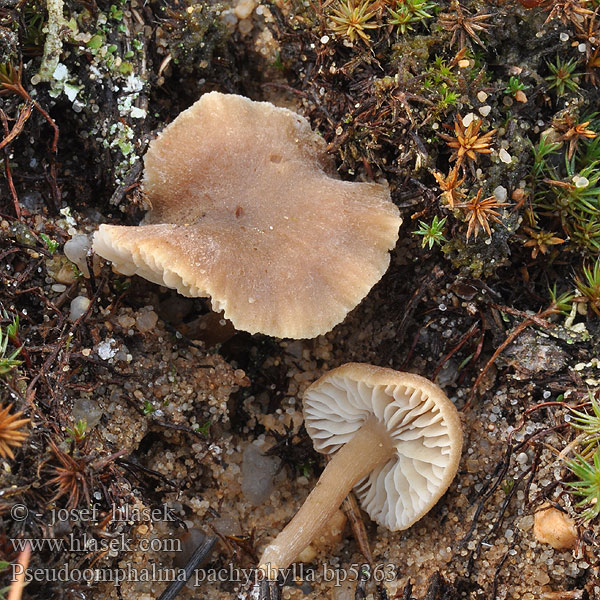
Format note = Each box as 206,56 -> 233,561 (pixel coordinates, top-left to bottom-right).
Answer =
259,363 -> 463,573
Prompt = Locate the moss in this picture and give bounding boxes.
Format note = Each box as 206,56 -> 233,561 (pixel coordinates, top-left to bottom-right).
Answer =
443,211 -> 520,278
160,1 -> 227,77
0,28 -> 18,65
389,35 -> 432,76
529,115 -> 600,257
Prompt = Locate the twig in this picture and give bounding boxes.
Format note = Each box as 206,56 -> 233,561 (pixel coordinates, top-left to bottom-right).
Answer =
342,492 -> 373,564
490,538 -> 516,599
423,572 -> 442,600
261,82 -> 309,97
464,318 -> 533,409
524,446 -> 541,504
432,322 -> 479,380
354,565 -> 369,600
93,448 -> 128,471
157,535 -> 217,600
15,287 -> 64,328
256,577 -> 282,600
464,302 -> 561,410
24,275 -> 105,405
0,64 -> 59,153
474,463 -> 530,555
385,266 -> 445,361
461,446 -> 512,545
490,304 -> 552,328
116,457 -> 179,489
0,105 -> 33,219
108,160 -> 143,206
47,159 -> 61,212
401,326 -> 422,370
224,531 -> 258,563
7,542 -> 30,600
0,103 -> 33,152
153,420 -> 211,446
0,64 -> 61,213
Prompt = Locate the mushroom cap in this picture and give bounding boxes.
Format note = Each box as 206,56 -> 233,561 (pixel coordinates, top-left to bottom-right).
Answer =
93,92 -> 402,339
303,363 -> 462,531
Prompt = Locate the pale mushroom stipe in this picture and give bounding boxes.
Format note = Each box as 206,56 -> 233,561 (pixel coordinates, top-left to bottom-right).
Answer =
258,363 -> 463,574
92,92 -> 402,339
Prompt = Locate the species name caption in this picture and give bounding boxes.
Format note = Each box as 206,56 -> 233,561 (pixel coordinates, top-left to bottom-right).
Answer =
9,503 -> 399,587
10,562 -> 401,587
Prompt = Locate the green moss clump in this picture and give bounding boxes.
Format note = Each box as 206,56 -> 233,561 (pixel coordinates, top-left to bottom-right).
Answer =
161,2 -> 227,77
442,211 -> 520,278
530,115 -> 600,256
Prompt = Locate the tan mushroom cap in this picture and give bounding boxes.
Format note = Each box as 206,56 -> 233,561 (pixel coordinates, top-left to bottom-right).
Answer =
303,363 -> 462,531
92,92 -> 401,339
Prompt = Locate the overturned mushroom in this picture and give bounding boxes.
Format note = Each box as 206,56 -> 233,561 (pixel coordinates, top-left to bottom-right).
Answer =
92,92 -> 401,339
259,363 -> 462,573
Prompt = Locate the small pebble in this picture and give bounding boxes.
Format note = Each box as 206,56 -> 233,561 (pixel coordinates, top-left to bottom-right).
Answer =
238,18 -> 253,34
69,296 -> 90,321
477,91 -> 488,102
55,263 -> 77,284
499,149 -> 512,164
478,105 -> 491,117
534,506 -> 577,550
117,314 -> 136,329
515,90 -> 527,103
462,113 -> 476,127
494,186 -> 508,202
234,0 -> 256,19
559,32 -> 569,41
221,10 -> 238,25
241,444 -> 281,504
136,309 -> 159,333
72,397 -> 103,429
51,284 -> 67,293
96,338 -> 118,360
512,188 -> 526,203
516,452 -> 528,464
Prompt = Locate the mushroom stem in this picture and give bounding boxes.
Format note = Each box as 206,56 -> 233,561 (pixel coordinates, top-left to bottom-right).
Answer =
258,419 -> 394,574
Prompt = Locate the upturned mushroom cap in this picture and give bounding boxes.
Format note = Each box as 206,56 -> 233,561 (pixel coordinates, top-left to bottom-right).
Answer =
303,363 -> 462,531
93,92 -> 402,339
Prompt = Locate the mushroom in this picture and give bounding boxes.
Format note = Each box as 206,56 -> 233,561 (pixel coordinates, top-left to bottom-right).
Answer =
259,363 -> 462,573
92,92 -> 402,339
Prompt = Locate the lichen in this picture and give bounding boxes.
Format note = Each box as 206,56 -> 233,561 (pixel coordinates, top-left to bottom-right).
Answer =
37,0 -> 65,82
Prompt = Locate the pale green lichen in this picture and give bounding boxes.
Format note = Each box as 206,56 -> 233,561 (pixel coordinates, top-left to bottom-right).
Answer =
46,62 -> 83,102
103,121 -> 140,186
37,0 -> 65,83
